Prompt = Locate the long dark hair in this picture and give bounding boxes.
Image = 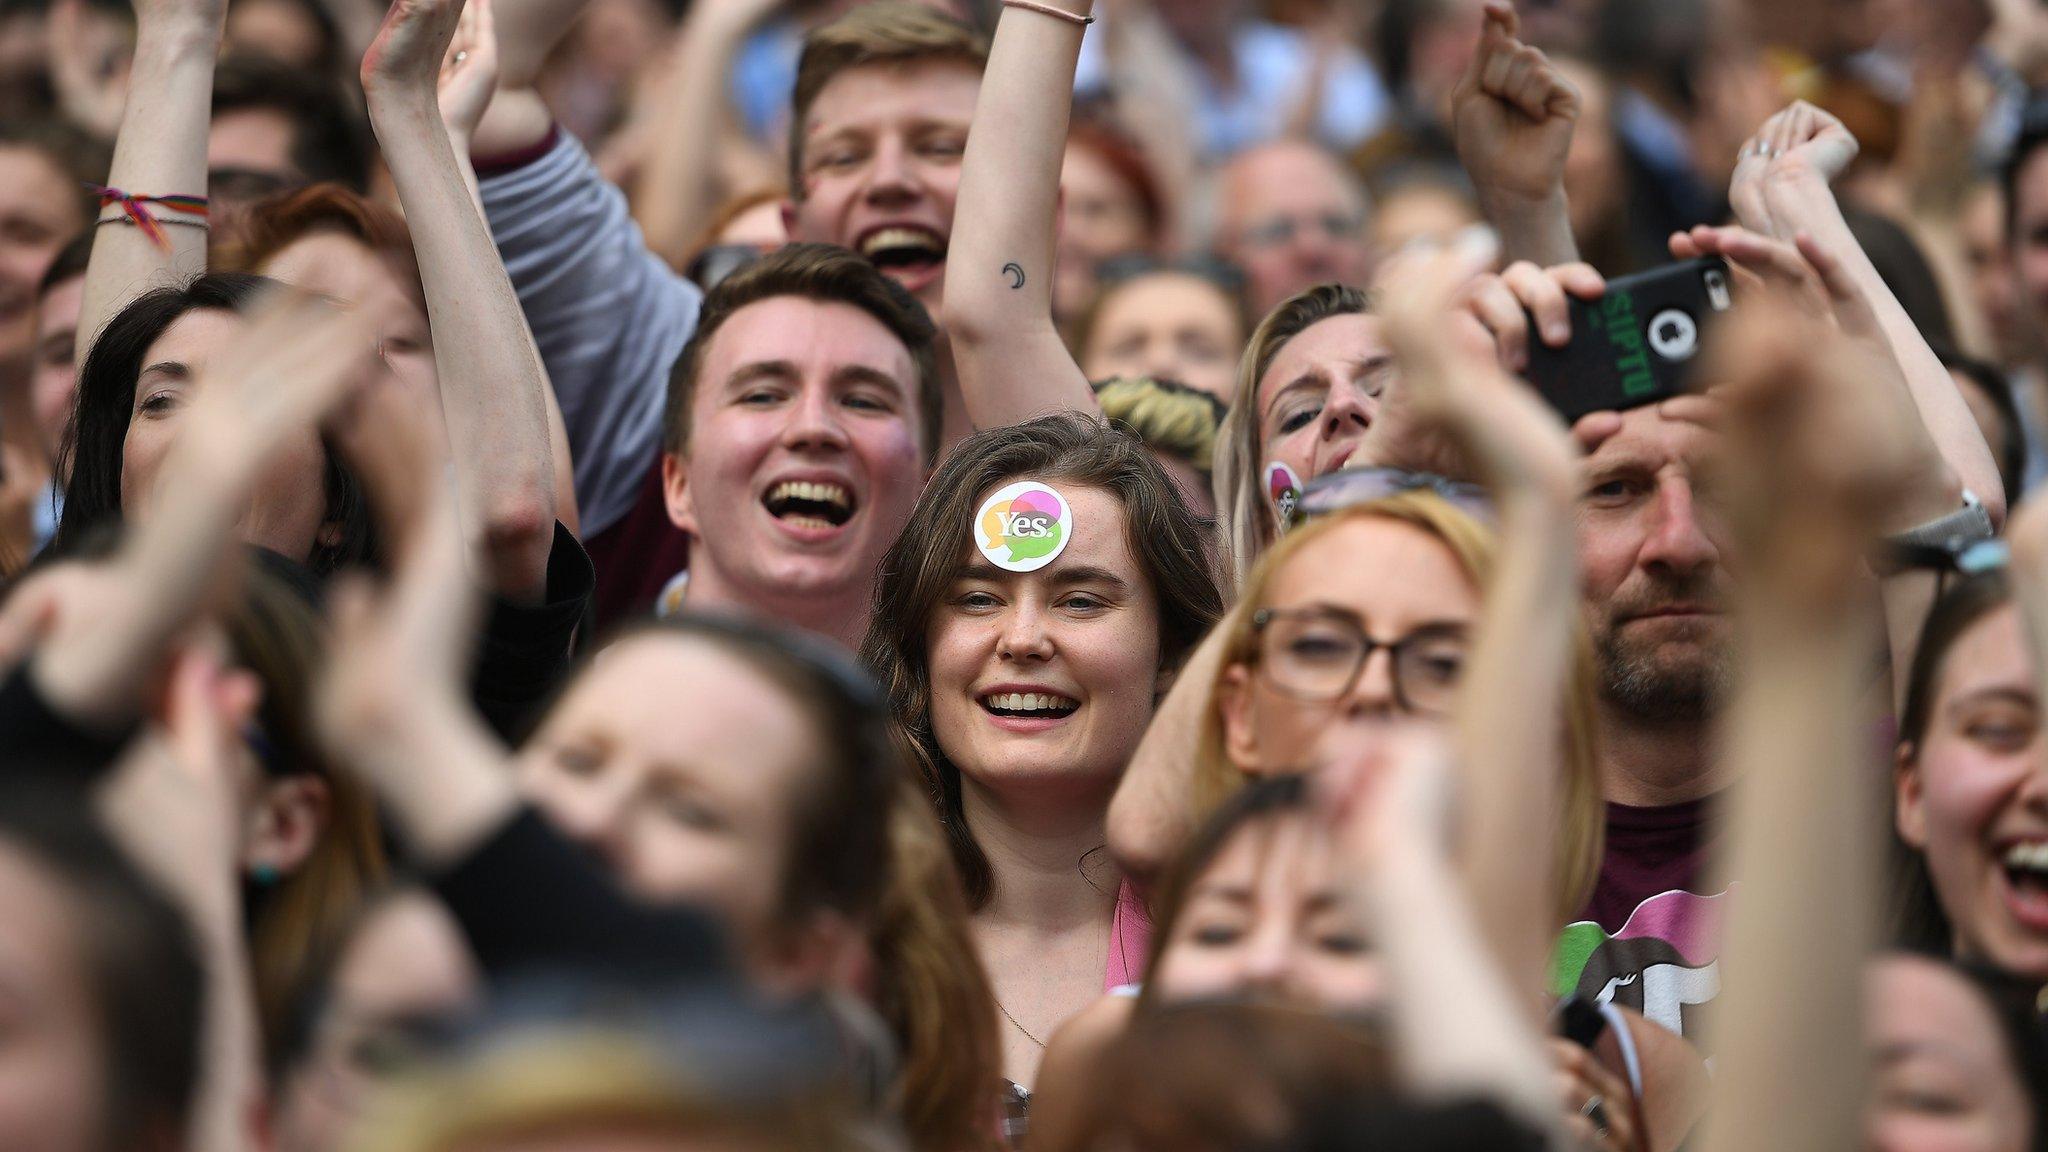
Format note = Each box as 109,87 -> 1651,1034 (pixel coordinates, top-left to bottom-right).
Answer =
51,273 -> 375,575
1893,571 -> 2016,954
860,413 -> 1224,909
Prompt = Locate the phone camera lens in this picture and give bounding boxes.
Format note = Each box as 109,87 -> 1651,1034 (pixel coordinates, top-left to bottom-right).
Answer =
1647,309 -> 1699,361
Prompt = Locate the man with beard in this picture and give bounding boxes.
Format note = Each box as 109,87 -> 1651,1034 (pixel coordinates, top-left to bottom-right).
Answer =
1554,402 -> 1740,1041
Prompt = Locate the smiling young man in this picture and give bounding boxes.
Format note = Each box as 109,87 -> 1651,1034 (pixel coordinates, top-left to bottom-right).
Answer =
659,244 -> 941,647
468,1 -> 983,622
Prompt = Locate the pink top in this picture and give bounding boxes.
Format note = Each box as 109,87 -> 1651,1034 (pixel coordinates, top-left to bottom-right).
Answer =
1105,877 -> 1153,991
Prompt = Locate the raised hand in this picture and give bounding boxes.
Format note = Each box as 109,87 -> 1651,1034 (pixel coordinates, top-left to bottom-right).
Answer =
437,0 -> 498,143
1450,1 -> 1580,266
48,0 -> 130,139
1729,101 -> 1859,237
1701,281 -> 1928,603
362,0 -> 467,101
96,643 -> 258,930
1452,2 -> 1580,207
1376,244 -> 1580,502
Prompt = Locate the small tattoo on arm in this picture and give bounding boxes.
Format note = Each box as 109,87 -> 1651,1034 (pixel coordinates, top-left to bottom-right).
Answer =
1002,262 -> 1026,289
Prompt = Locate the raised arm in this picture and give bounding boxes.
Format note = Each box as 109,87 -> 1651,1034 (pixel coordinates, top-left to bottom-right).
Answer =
1450,1 -> 1580,268
1377,247 -> 1582,1011
1326,731 -> 1558,1131
1696,289 -> 1897,1152
74,0 -> 223,365
941,0 -> 1097,430
1107,604 -> 1239,888
633,0 -> 782,270
1730,102 -> 2004,525
363,0 -> 556,602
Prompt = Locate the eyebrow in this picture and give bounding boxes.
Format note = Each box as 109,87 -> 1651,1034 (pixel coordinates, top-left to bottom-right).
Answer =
1944,686 -> 2036,713
955,563 -> 1134,593
1264,370 -> 1330,421
833,364 -> 912,396
137,361 -> 191,381
723,361 -> 799,390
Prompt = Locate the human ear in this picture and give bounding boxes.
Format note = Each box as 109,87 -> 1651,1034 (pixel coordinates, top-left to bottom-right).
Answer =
243,774 -> 331,878
662,451 -> 698,536
1895,742 -> 1929,850
1218,663 -> 1264,773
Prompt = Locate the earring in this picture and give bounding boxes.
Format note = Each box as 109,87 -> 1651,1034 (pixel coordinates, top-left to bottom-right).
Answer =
250,863 -> 281,886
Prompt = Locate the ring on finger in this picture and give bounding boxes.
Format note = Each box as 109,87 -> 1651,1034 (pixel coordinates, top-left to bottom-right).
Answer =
1580,1094 -> 1611,1138
454,50 -> 468,63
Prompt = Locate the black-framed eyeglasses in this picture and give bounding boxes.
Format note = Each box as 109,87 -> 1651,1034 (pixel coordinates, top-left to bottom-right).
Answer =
1250,606 -> 1469,714
1292,466 -> 1493,530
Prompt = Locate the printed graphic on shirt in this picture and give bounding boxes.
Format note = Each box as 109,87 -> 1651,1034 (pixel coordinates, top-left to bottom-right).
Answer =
1552,886 -> 1731,1042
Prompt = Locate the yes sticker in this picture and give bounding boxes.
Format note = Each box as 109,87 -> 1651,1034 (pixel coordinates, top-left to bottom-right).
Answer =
1266,462 -> 1302,529
975,480 -> 1072,572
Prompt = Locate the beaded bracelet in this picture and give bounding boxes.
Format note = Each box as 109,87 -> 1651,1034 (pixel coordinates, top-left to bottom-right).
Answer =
1000,0 -> 1093,26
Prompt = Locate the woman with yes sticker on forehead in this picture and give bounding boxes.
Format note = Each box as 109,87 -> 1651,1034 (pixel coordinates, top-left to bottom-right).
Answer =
861,413 -> 1222,1131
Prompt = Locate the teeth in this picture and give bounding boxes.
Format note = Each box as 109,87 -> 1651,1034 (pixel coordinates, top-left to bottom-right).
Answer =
983,692 -> 1078,714
768,480 -> 850,509
2005,842 -> 2048,871
861,226 -> 942,257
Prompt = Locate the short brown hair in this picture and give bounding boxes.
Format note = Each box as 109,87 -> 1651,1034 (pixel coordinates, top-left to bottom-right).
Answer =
787,2 -> 989,197
663,242 -> 942,463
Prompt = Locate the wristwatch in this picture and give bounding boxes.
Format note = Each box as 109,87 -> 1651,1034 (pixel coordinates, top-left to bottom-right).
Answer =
1875,489 -> 1999,576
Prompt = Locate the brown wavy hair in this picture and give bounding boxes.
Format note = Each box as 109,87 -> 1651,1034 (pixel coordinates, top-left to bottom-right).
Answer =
214,181 -> 422,299
860,413 -> 1224,909
871,779 -> 1003,1151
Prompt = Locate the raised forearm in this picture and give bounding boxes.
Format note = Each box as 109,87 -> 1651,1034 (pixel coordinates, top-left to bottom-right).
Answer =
635,8 -> 753,269
1358,841 -> 1558,1129
1455,489 -> 1577,1011
1107,610 -> 1234,886
942,0 -> 1095,427
1703,599 -> 1875,1152
1760,177 -> 2002,522
75,14 -> 220,365
1482,189 -> 1578,269
372,91 -> 557,600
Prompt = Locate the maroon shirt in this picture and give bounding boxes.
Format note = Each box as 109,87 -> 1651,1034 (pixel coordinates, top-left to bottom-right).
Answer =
1559,796 -> 1731,1044
582,459 -> 690,634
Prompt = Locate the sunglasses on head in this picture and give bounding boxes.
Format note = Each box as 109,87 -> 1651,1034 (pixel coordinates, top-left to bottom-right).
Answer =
1288,466 -> 1493,531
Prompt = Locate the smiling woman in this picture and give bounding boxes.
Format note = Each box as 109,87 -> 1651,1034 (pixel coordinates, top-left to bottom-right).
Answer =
860,412 -> 1220,1116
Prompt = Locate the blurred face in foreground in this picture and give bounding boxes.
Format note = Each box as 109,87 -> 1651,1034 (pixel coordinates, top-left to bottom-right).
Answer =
1150,809 -> 1383,1010
1866,954 -> 2034,1152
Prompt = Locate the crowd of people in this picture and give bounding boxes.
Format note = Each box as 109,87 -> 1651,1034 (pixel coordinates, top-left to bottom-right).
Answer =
2,0 -> 2048,1147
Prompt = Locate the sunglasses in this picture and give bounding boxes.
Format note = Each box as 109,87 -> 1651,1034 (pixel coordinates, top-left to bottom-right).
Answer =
1288,466 -> 1493,530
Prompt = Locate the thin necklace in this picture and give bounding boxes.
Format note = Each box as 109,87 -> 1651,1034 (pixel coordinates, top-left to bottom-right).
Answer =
996,998 -> 1047,1049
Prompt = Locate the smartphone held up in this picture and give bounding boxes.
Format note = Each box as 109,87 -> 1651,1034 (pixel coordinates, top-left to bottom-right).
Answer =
1523,258 -> 1735,423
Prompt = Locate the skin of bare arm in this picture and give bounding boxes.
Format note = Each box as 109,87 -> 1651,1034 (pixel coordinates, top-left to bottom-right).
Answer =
939,0 -> 1099,431
364,0 -> 558,602
74,0 -> 224,368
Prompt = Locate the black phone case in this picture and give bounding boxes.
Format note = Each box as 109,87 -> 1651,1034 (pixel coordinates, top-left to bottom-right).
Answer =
1524,257 -> 1734,423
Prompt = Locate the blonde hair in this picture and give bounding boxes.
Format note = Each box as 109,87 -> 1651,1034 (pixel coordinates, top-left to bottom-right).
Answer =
1193,493 -> 1603,924
1212,284 -> 1370,591
788,2 -> 989,197
345,1029 -> 872,1152
1093,376 -> 1226,473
